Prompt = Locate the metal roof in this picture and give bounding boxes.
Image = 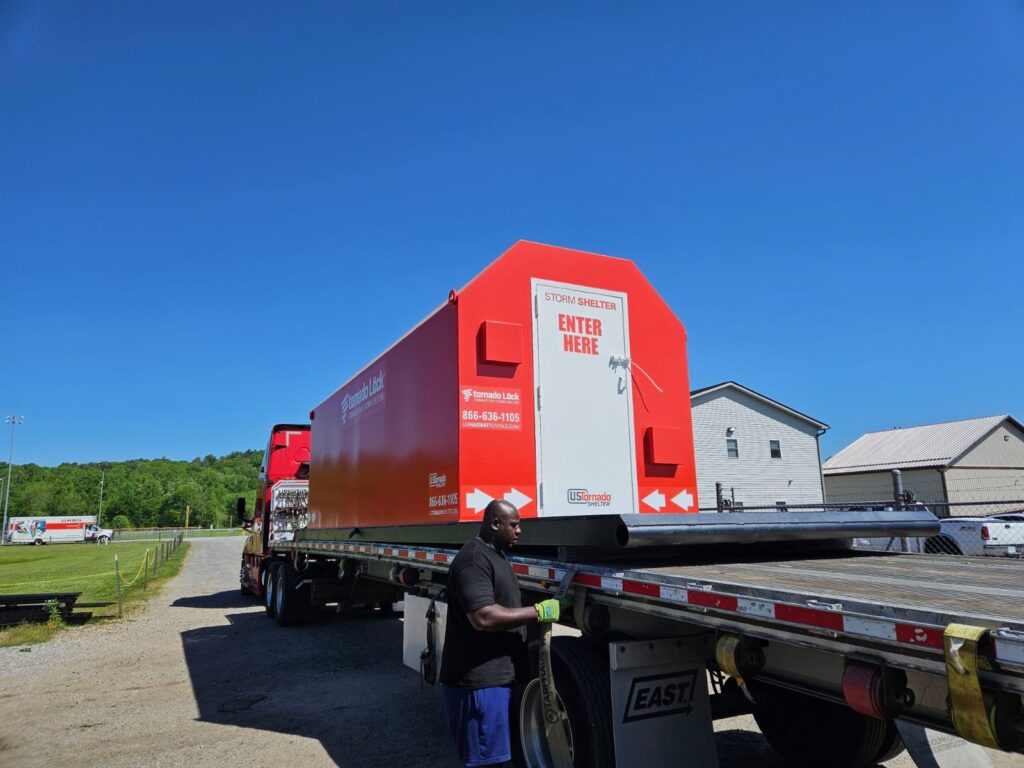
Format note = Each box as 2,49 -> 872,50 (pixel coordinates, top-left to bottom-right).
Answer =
822,415 -> 1018,474
690,381 -> 829,430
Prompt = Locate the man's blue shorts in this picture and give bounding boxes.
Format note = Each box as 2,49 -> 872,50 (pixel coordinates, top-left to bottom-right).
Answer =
441,684 -> 513,767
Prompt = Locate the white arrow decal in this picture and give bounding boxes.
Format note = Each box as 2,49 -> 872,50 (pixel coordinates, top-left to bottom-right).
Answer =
504,488 -> 533,509
672,489 -> 695,512
466,488 -> 494,513
642,490 -> 666,511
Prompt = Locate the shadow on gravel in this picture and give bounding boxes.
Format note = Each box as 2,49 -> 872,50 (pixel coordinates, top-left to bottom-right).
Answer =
180,598 -> 457,768
172,590 -> 251,609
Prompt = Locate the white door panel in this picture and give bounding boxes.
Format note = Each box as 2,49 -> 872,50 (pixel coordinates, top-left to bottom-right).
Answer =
532,280 -> 637,517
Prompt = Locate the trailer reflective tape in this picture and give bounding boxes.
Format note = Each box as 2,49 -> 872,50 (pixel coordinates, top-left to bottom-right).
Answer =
414,551 -> 428,560
944,624 -> 1001,749
993,630 -> 1024,665
775,604 -> 844,631
383,548 -> 393,556
659,586 -> 689,604
687,590 -> 738,611
433,553 -> 448,563
512,563 -> 530,576
895,624 -> 944,649
398,549 -> 409,558
623,579 -> 661,597
574,573 -> 602,588
528,566 -> 554,580
845,616 -> 898,642
737,598 -> 774,619
601,577 -> 624,593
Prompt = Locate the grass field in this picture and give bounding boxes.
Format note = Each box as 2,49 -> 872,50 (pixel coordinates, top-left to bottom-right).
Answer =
0,539 -> 190,647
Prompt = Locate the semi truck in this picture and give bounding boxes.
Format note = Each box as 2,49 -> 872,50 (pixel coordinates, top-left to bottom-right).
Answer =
5,515 -> 114,545
240,241 -> 1024,767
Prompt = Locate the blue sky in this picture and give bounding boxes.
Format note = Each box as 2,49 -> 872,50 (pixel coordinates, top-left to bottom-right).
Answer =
2,2 -> 1022,467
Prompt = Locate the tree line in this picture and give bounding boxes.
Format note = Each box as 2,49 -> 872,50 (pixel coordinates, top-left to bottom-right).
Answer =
0,450 -> 261,530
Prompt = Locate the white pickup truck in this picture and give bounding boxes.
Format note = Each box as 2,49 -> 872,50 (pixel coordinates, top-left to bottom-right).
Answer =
924,511 -> 1024,557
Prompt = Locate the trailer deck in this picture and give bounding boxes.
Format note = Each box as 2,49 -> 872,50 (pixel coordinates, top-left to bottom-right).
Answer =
637,552 -> 1024,631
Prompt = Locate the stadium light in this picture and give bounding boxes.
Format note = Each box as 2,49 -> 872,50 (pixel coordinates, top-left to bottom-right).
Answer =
2,415 -> 25,546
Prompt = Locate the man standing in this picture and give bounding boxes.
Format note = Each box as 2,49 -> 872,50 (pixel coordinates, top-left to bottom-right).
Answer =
439,499 -> 564,768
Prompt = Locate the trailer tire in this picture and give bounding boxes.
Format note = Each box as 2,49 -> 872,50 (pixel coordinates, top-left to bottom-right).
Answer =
264,562 -> 281,618
275,562 -> 306,627
511,636 -> 614,768
748,681 -> 904,768
33,539 -> 44,546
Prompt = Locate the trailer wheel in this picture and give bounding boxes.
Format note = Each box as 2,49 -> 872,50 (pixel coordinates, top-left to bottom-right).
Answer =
275,562 -> 307,627
924,536 -> 962,556
240,563 -> 250,597
511,636 -> 614,768
748,681 -> 904,768
264,562 -> 281,618
33,539 -> 44,546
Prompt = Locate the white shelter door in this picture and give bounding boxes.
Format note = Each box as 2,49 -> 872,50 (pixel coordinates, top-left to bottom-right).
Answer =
533,280 -> 637,517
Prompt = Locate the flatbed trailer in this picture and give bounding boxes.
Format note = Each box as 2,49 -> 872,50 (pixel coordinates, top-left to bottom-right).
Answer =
247,242 -> 1024,766
264,534 -> 1024,767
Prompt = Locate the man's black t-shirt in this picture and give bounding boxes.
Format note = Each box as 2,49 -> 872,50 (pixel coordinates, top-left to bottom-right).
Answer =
439,536 -> 526,689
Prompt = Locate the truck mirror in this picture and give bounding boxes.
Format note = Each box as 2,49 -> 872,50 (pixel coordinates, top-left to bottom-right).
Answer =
236,497 -> 247,523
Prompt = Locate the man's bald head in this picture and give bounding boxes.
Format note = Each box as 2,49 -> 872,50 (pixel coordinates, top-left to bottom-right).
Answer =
479,499 -> 522,551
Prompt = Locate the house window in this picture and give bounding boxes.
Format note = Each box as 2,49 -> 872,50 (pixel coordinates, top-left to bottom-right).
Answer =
776,501 -> 788,512
733,501 -> 744,511
727,438 -> 739,458
769,440 -> 782,459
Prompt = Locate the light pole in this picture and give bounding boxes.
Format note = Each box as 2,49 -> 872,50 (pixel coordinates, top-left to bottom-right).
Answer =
98,469 -> 106,527
2,415 -> 25,546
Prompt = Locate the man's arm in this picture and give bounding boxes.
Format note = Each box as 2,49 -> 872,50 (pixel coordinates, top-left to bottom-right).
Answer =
467,604 -> 538,632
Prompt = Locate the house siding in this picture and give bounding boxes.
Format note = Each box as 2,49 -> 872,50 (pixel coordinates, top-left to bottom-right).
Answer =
691,389 -> 824,510
951,422 -> 1024,469
824,469 -> 945,511
942,468 -> 1024,515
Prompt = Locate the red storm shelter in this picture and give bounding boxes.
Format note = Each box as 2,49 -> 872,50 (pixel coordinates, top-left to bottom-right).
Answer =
307,241 -> 697,543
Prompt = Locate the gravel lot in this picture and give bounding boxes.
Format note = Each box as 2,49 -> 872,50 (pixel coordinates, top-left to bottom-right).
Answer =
0,537 -> 1019,767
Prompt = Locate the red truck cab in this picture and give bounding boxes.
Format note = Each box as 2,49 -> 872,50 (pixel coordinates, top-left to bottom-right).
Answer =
240,424 -> 310,596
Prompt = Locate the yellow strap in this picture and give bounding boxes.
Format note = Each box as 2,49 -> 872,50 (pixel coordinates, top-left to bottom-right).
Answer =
716,633 -> 745,683
944,623 -> 1000,749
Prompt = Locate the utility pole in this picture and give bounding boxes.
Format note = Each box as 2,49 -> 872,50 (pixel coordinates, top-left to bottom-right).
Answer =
98,469 -> 106,527
2,415 -> 25,546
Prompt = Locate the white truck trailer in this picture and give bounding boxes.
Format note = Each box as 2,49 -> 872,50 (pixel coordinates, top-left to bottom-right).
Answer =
5,515 -> 114,545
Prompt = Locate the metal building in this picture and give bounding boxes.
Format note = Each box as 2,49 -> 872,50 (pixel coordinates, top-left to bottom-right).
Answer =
690,382 -> 829,511
822,415 -> 1024,517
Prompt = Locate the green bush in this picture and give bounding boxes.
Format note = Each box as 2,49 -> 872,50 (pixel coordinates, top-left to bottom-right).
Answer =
111,515 -> 132,530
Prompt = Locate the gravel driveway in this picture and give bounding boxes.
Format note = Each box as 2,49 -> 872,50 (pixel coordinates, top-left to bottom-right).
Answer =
0,538 -> 1019,767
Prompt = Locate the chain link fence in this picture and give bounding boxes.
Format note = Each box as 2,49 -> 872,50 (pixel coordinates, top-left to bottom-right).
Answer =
705,469 -> 1024,558
111,527 -> 243,542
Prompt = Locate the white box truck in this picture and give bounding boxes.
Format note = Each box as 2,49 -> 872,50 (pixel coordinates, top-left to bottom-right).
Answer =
5,516 -> 114,545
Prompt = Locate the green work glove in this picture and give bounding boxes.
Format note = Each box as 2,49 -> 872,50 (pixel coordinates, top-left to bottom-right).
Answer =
534,598 -> 560,623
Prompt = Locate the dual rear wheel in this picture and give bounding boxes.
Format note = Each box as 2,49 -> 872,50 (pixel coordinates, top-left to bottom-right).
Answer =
509,637 -> 902,768
262,560 -> 308,626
